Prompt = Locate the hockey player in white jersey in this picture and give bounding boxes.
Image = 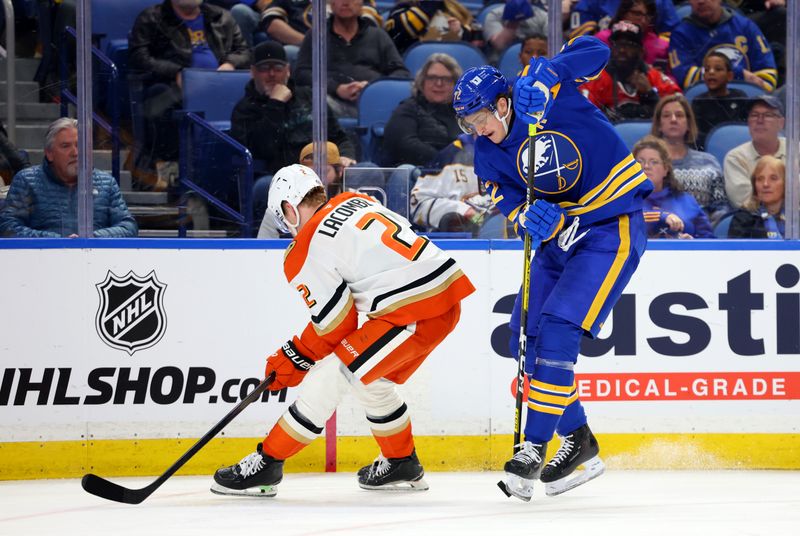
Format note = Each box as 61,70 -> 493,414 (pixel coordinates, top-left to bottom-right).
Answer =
212,164 -> 475,496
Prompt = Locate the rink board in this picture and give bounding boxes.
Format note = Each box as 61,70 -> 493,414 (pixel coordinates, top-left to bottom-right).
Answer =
1,239 -> 799,478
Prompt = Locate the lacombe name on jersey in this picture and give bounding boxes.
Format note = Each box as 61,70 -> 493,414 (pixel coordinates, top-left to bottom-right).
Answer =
317,197 -> 373,238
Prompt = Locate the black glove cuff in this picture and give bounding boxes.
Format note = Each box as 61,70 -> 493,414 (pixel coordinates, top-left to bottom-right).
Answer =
283,340 -> 315,371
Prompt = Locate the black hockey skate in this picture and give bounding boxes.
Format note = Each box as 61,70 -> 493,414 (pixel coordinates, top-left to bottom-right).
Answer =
357,450 -> 429,491
210,443 -> 284,497
540,424 -> 605,496
497,441 -> 548,502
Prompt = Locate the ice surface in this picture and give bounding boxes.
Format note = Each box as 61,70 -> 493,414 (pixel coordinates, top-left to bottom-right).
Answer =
1,470 -> 798,535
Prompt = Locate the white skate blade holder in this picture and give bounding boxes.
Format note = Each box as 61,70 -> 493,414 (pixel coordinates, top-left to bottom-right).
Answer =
209,483 -> 278,498
497,473 -> 534,502
359,478 -> 429,492
544,455 -> 605,496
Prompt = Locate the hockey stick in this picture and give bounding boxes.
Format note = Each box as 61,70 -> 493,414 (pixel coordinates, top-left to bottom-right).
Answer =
498,121 -> 538,497
81,373 -> 275,505
512,122 -> 538,453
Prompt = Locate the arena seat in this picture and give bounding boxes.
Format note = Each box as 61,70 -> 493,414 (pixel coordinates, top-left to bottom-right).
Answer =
357,78 -> 413,163
181,69 -> 252,132
714,212 -> 736,238
498,43 -> 522,81
703,122 -> 751,166
403,42 -> 487,75
684,81 -> 767,102
614,121 -> 652,151
477,3 -> 502,25
92,0 -> 155,52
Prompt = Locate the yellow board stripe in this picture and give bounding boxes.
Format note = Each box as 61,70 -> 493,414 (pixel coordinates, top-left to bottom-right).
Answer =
582,214 -> 631,330
3,433 -> 800,479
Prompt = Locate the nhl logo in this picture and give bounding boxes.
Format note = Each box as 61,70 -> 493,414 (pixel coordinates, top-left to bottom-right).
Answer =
95,271 -> 167,355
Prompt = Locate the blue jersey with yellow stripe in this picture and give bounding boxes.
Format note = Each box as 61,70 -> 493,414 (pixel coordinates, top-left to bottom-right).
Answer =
668,8 -> 778,90
474,36 -> 653,230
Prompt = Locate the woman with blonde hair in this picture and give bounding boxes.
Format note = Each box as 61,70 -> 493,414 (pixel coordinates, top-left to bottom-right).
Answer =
383,53 -> 463,166
651,93 -> 728,221
634,135 -> 713,239
728,155 -> 785,239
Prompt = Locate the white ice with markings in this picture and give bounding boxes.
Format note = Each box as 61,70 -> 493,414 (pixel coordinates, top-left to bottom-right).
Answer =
1,471 -> 798,535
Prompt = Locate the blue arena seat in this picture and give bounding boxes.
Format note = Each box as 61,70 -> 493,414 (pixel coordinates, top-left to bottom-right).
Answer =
92,0 -> 155,52
714,212 -> 735,238
181,69 -> 252,131
684,81 -> 767,102
403,42 -> 487,75
357,78 -> 413,163
498,43 -> 523,81
703,122 -> 750,166
675,2 -> 692,20
614,121 -> 652,151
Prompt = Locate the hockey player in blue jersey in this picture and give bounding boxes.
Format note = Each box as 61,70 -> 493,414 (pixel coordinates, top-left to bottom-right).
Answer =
668,0 -> 778,90
453,36 -> 653,501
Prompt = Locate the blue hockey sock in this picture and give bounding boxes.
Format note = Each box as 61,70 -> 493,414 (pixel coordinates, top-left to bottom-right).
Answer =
524,315 -> 582,444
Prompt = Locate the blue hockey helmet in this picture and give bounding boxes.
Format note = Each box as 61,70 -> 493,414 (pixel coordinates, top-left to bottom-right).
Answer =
452,66 -> 510,119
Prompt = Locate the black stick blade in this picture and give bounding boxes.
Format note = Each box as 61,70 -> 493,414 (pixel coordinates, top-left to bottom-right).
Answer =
81,473 -> 150,505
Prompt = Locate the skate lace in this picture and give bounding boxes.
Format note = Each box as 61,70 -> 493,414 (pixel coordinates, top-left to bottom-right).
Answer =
236,451 -> 266,478
547,435 -> 575,467
512,442 -> 543,465
369,456 -> 392,478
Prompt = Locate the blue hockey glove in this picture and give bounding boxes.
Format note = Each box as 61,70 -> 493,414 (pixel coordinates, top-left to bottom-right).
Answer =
513,57 -> 559,127
517,199 -> 566,243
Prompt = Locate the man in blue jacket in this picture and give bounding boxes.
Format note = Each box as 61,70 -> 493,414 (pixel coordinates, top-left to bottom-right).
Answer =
0,118 -> 138,238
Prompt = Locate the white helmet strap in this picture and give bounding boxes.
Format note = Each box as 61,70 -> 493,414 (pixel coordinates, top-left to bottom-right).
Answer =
494,97 -> 512,138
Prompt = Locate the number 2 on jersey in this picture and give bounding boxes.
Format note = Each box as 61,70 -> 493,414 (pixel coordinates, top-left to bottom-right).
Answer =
356,212 -> 429,261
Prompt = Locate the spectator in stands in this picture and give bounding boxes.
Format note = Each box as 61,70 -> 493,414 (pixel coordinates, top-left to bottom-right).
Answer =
0,122 -> 30,184
728,0 -> 787,84
519,33 -> 549,68
691,51 -> 750,144
129,0 -> 250,188
668,0 -> 778,91
299,141 -> 345,196
257,141 -> 344,238
384,0 -> 482,55
483,0 -> 548,63
727,155 -> 784,239
651,94 -> 729,221
594,0 -> 669,70
383,53 -> 462,167
294,0 -> 410,118
581,21 -> 680,122
232,42 -> 356,224
409,163 -> 490,236
0,118 -> 138,238
568,0 -> 680,39
635,136 -> 713,239
207,1 -> 269,47
723,95 -> 785,209
260,0 -> 382,47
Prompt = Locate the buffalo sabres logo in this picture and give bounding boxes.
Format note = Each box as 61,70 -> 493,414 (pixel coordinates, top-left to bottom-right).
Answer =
95,271 -> 167,355
516,131 -> 582,194
706,43 -> 749,72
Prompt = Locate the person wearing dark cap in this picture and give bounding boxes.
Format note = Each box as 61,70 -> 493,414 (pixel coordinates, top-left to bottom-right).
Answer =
723,95 -> 786,208
231,41 -> 357,223
580,20 -> 680,122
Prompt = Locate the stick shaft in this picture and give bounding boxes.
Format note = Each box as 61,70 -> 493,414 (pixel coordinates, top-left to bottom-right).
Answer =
513,123 -> 538,453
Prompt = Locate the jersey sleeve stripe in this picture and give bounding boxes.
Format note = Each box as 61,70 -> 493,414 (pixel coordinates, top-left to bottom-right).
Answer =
565,172 -> 647,216
311,280 -> 348,324
754,68 -> 777,90
568,21 -> 597,39
312,294 -> 355,336
370,257 -> 456,312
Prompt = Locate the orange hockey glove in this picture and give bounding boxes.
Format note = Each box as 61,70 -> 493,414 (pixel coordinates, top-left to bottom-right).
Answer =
265,339 -> 315,391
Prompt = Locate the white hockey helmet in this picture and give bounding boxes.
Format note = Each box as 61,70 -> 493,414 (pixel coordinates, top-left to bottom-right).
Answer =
267,164 -> 325,234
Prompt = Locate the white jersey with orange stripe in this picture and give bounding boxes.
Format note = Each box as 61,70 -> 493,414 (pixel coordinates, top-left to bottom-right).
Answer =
283,192 -> 474,361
